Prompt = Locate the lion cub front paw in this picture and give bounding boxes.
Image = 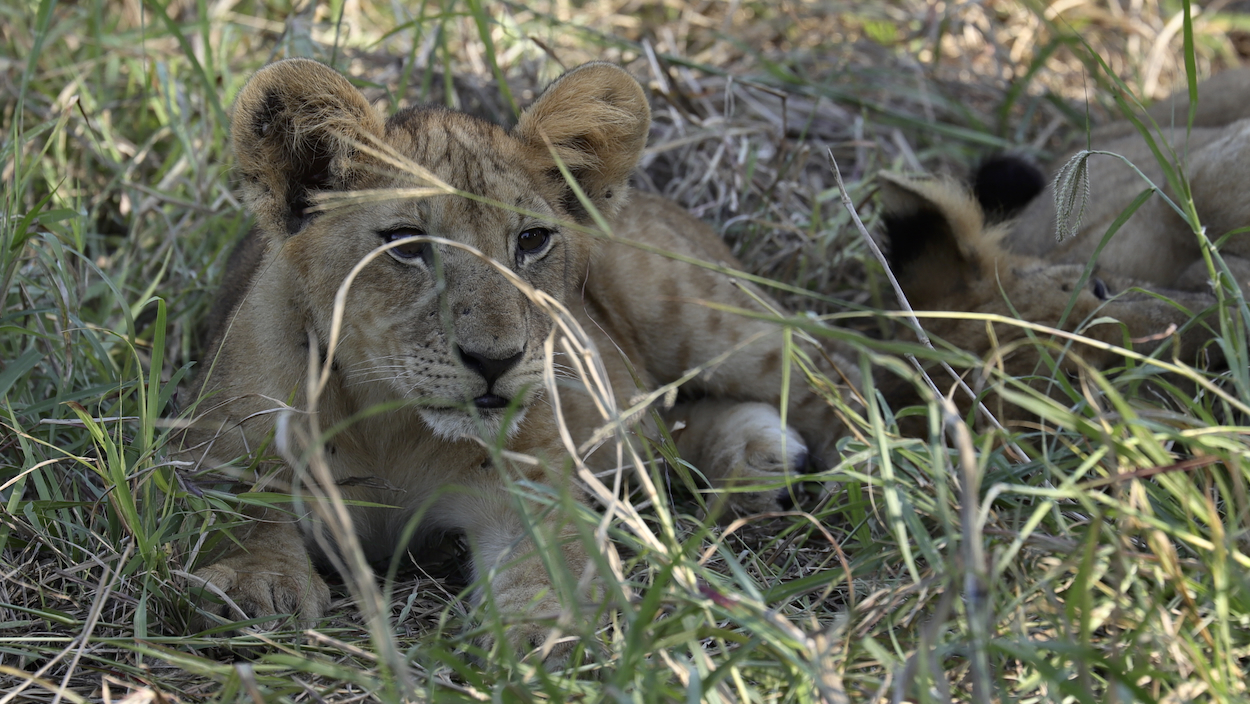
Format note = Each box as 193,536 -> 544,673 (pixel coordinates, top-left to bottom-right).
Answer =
719,425 -> 809,515
476,560 -> 602,668
676,401 -> 809,516
476,596 -> 585,668
191,553 -> 330,630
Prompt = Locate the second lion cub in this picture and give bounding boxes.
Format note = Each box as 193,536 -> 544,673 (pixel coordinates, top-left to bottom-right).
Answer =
879,71 -> 1250,377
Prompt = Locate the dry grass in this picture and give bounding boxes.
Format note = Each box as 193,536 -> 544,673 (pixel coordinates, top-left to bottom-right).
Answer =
2,0 -> 1249,702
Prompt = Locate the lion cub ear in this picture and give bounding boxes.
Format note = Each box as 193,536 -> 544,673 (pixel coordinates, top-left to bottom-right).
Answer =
878,172 -> 995,301
515,62 -> 650,222
231,59 -> 386,238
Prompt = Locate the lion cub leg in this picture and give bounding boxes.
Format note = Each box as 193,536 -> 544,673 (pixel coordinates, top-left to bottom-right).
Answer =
190,510 -> 330,630
666,399 -> 809,515
438,471 -> 597,665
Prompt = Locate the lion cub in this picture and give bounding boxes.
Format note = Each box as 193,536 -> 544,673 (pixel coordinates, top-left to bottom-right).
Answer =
878,70 -> 1250,384
181,59 -> 859,658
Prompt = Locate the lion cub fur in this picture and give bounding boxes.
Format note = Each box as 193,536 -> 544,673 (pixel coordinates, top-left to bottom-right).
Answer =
181,59 -> 859,658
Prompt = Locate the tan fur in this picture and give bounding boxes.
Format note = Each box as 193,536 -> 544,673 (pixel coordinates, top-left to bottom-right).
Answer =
181,59 -> 859,658
877,70 -> 1250,410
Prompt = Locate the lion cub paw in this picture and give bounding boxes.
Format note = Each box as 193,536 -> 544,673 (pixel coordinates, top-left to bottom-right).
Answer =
483,609 -> 580,668
191,553 -> 330,630
674,401 -> 809,516
477,564 -> 601,668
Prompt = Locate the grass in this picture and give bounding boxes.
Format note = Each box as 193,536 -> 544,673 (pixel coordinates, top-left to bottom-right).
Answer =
2,0 -> 1249,702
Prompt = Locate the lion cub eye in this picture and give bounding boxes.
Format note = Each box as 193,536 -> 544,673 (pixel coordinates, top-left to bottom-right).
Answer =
381,228 -> 432,264
517,227 -> 552,255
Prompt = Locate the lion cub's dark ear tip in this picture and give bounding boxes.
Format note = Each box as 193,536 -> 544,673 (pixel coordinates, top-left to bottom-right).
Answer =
881,207 -> 950,272
973,154 -> 1046,220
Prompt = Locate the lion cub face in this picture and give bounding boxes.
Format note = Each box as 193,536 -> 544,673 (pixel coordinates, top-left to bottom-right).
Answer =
228,60 -> 649,440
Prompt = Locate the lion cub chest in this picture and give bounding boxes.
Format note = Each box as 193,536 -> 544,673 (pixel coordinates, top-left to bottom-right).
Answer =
313,401 -> 558,563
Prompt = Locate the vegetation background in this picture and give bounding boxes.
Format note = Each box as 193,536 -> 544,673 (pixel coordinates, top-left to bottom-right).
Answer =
2,0 -> 1248,701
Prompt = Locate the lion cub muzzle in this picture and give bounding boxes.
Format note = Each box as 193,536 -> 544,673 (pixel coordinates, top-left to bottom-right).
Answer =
455,344 -> 524,408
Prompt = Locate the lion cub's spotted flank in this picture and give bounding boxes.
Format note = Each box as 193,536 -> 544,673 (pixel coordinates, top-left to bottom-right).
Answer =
182,59 -> 859,660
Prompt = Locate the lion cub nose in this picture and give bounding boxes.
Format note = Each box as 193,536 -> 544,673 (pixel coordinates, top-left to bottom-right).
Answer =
456,346 -> 524,386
